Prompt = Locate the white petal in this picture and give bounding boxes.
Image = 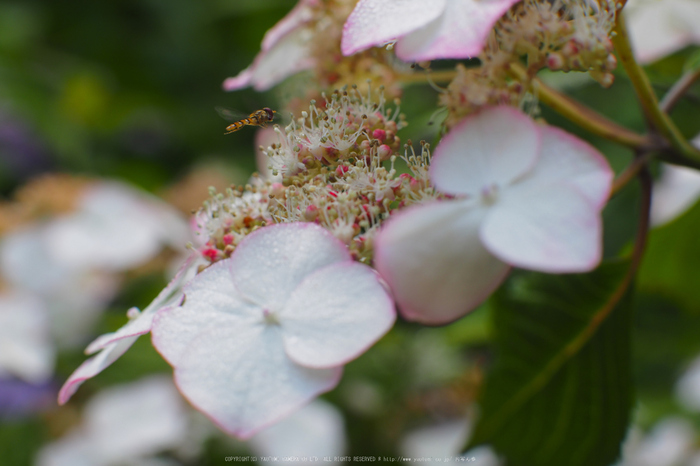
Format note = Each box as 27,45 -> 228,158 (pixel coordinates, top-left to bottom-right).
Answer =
374,201 -> 509,324
150,259 -> 259,367
229,223 -> 351,314
168,324 -> 341,439
395,0 -> 522,61
430,107 -> 541,197
281,262 -> 395,368
250,399 -> 347,458
58,337 -> 138,405
482,184 -> 602,272
522,125 -> 613,208
651,163 -> 700,226
341,0 -> 446,56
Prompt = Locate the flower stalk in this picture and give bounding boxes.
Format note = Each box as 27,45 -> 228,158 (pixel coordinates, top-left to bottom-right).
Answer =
612,11 -> 700,164
508,62 -> 650,149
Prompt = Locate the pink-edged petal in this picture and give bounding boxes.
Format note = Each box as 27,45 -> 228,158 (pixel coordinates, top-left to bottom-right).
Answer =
341,0 -> 446,56
85,253 -> 197,354
168,325 -> 341,439
651,163 -> 700,226
230,223 -> 352,313
85,310 -> 154,355
430,106 -> 541,197
374,201 -> 510,325
395,0 -> 522,61
58,336 -> 138,405
280,262 -> 395,368
223,28 -> 315,92
520,125 -> 613,208
482,184 -> 602,273
260,0 -> 317,51
222,67 -> 254,91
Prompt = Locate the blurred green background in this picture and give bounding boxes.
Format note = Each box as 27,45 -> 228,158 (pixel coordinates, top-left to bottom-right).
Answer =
0,0 -> 298,194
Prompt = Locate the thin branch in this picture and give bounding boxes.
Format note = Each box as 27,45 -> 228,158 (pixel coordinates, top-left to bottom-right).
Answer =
508,63 -> 650,149
610,151 -> 654,196
660,68 -> 700,113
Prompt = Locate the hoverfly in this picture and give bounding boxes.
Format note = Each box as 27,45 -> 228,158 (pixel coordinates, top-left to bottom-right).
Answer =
217,107 -> 277,134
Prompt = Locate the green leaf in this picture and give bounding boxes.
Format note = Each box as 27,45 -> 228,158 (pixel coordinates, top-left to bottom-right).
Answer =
683,49 -> 700,73
467,261 -> 634,466
637,199 -> 700,313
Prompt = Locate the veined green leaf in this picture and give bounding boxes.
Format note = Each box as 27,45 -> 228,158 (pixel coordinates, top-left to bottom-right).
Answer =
467,260 -> 633,466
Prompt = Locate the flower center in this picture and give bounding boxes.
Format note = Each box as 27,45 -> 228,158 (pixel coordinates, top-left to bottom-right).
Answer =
480,183 -> 500,206
262,308 -> 280,326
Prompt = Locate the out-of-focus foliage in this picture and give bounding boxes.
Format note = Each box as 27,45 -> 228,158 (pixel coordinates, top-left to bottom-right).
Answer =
0,0 -> 293,194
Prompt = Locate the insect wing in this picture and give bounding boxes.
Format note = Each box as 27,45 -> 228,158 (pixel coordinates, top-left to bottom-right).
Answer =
215,106 -> 248,122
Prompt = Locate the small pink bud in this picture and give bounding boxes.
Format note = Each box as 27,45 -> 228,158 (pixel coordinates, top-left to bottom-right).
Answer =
335,165 -> 350,177
546,53 -> 565,71
304,204 -> 319,221
270,183 -> 285,198
561,41 -> 578,57
377,144 -> 392,161
604,54 -> 617,71
222,234 -> 234,245
202,248 -> 219,262
372,129 -> 386,142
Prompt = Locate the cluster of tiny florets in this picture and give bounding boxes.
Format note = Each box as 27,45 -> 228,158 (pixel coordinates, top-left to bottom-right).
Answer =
441,0 -> 618,127
194,87 -> 438,265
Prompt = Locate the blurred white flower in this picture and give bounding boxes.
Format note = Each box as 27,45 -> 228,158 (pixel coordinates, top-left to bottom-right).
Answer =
152,223 -> 395,438
249,399 -> 347,463
619,418 -> 696,466
676,354 -> 700,411
0,224 -> 119,349
38,376 -> 192,466
650,136 -> 700,226
0,291 -> 54,384
401,418 -> 502,465
45,181 -> 189,271
625,0 -> 700,64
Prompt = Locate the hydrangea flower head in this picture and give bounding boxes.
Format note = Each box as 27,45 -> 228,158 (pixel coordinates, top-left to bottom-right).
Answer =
341,0 -> 523,62
151,222 -> 395,438
374,106 -> 613,324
